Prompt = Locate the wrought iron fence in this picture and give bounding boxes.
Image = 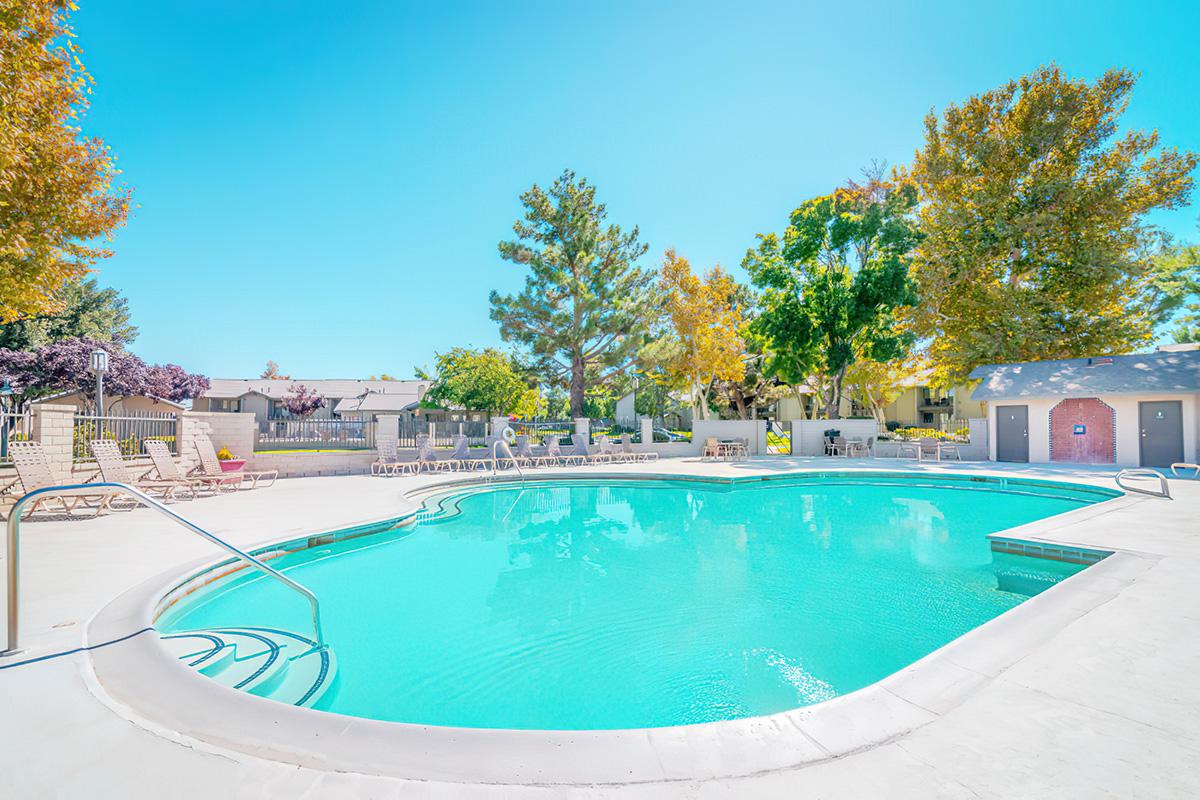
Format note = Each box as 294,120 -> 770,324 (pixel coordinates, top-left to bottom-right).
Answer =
72,409 -> 178,462
431,419 -> 488,447
1,410 -> 33,465
509,420 -> 574,445
256,417 -> 376,451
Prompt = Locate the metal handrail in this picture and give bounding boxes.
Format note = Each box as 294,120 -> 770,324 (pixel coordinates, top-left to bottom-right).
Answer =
1115,469 -> 1171,499
3,482 -> 324,657
492,439 -> 526,486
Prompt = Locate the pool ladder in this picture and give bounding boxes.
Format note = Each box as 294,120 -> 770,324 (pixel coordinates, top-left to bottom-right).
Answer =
1115,469 -> 1171,499
2,482 -> 325,658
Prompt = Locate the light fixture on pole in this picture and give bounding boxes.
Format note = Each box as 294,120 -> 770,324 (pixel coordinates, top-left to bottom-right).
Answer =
0,380 -> 12,461
90,349 -> 110,417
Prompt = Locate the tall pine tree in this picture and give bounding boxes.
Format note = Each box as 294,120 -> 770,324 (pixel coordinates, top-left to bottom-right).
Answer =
490,170 -> 657,417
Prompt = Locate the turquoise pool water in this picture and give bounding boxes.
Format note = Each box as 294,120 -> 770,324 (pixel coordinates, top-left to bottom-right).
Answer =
160,476 -> 1109,730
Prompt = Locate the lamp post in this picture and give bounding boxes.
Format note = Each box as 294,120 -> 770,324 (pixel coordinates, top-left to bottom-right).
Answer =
90,350 -> 109,417
0,381 -> 12,461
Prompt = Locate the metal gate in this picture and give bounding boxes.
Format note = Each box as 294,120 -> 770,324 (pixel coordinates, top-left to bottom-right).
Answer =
766,420 -> 792,454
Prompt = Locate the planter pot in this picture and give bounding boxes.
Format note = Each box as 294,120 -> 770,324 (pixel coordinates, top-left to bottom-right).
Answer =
219,459 -> 246,472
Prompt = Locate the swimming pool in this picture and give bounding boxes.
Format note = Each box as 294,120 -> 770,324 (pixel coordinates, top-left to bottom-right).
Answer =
158,474 -> 1115,730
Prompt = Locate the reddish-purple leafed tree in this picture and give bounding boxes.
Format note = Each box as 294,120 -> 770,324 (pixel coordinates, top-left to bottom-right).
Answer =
0,338 -> 209,408
281,383 -> 325,417
144,363 -> 211,403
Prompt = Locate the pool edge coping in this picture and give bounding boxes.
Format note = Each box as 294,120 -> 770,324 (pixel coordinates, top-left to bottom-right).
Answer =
83,466 -> 1157,786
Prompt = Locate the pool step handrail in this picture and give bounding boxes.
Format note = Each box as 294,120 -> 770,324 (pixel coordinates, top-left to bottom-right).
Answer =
2,482 -> 324,657
1115,469 -> 1171,499
492,438 -> 525,487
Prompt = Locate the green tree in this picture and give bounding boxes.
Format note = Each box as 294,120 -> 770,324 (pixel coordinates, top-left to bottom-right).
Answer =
1145,241 -> 1200,343
909,65 -> 1198,383
1,1 -> 131,322
0,279 -> 136,350
744,175 -> 920,419
490,170 -> 657,418
423,347 -> 527,416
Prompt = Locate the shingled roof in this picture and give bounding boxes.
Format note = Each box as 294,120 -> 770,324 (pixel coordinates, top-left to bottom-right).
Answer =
969,350 -> 1200,400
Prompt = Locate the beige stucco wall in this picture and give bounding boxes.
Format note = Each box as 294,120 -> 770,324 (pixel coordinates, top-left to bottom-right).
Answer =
986,393 -> 1198,466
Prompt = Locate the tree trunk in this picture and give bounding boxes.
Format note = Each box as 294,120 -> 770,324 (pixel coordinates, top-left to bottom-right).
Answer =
569,354 -> 585,418
733,389 -> 748,420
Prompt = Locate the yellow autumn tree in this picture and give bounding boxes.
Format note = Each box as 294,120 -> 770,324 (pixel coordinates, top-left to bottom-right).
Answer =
659,249 -> 747,420
0,1 -> 131,322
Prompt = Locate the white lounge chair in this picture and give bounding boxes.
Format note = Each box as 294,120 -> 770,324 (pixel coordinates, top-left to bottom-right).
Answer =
514,435 -> 551,467
546,434 -> 584,466
416,435 -> 455,472
373,440 -> 419,476
450,435 -> 491,472
571,433 -> 610,464
192,434 -> 277,488
620,432 -> 657,462
145,440 -> 235,493
90,439 -> 194,501
1,441 -> 115,518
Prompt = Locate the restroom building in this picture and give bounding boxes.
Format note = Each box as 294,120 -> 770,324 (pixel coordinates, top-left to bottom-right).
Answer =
969,346 -> 1200,467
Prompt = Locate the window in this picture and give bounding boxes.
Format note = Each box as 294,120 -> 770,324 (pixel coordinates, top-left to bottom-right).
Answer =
921,412 -> 934,424
210,398 -> 239,413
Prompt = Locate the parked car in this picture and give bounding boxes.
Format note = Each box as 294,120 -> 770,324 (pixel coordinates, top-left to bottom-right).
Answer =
632,427 -> 687,443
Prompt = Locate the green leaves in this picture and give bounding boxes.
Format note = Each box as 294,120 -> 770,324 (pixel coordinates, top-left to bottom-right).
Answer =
910,64 -> 1198,383
745,175 -> 920,418
0,0 -> 131,321
423,347 -> 528,417
490,170 -> 657,417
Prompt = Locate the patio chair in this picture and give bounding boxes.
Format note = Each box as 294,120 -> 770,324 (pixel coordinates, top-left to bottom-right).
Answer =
572,433 -> 610,464
372,440 -> 419,476
936,440 -> 963,461
544,434 -> 582,466
1,441 -> 115,518
703,437 -> 722,460
193,433 -> 278,488
90,440 -> 195,502
848,436 -> 875,458
144,439 -> 238,494
895,439 -> 921,459
416,435 -> 454,472
918,437 -> 942,461
823,436 -> 843,457
451,435 -> 492,471
620,432 -> 657,462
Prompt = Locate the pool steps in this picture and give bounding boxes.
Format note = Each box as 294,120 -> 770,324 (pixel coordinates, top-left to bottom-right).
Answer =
160,626 -> 336,708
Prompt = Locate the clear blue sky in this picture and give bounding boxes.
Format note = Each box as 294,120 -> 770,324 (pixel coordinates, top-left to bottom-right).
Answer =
74,0 -> 1200,379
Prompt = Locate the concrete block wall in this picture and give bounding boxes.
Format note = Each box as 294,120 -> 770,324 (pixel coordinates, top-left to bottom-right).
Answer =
248,450 -> 378,478
30,404 -> 76,482
790,419 -> 877,456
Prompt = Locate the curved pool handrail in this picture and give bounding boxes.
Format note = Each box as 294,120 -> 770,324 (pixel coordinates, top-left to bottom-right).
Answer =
3,482 -> 324,657
1115,469 -> 1171,499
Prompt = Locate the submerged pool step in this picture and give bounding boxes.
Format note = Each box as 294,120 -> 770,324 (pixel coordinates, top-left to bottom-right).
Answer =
159,626 -> 337,709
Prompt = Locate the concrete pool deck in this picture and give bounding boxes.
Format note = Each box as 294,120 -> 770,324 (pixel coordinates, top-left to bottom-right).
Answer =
2,457 -> 1198,797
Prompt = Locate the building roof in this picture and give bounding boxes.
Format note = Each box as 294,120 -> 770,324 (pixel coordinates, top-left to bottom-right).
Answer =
32,391 -> 186,409
333,391 -> 423,414
969,350 -> 1200,399
201,378 -> 427,401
